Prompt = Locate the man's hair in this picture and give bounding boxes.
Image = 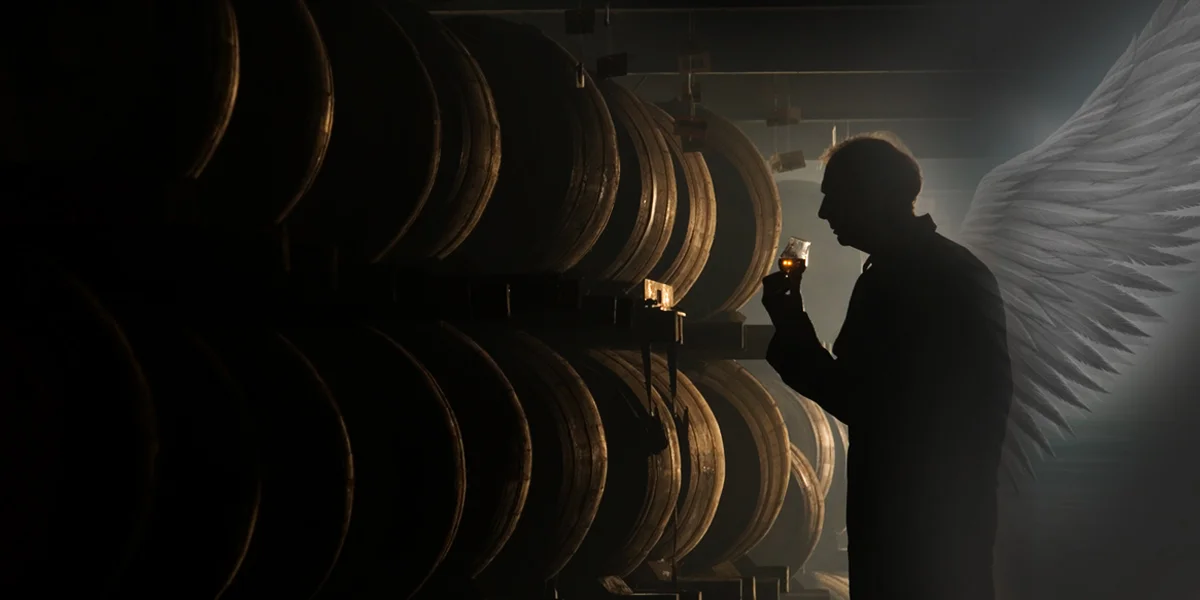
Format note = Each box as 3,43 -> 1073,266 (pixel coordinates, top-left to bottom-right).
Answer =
820,132 -> 923,208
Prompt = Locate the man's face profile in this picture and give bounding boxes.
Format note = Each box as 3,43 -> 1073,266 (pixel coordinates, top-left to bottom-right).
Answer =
818,160 -> 870,251
816,137 -> 920,253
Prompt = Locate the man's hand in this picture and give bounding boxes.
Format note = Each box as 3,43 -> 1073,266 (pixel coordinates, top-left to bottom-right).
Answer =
761,271 -> 804,326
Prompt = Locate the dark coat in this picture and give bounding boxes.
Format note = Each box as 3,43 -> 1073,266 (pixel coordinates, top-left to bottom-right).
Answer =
765,215 -> 1012,600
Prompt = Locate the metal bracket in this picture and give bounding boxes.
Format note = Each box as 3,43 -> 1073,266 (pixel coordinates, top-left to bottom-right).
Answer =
674,116 -> 708,153
679,79 -> 703,104
768,149 -> 806,173
574,62 -> 587,88
636,279 -> 683,451
596,52 -> 629,79
766,105 -> 801,127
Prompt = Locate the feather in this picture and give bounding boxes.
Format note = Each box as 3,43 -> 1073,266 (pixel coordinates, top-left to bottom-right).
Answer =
1084,261 -> 1174,294
1001,440 -> 1036,484
1005,226 -> 1110,258
1065,225 -> 1196,250
1008,204 -> 1119,228
1066,280 -> 1165,320
958,0 -> 1200,487
1013,376 -> 1073,433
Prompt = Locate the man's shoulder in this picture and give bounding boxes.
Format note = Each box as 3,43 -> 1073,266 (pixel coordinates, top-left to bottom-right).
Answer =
925,234 -> 995,280
887,233 -> 1000,302
865,231 -> 998,291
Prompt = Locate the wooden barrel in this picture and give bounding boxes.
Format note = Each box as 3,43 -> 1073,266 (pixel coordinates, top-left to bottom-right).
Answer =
658,102 -> 782,320
615,351 -> 725,571
381,321 -> 532,580
286,0 -> 440,263
0,256 -> 156,598
466,328 -> 607,592
681,359 -> 790,569
203,330 -> 353,600
568,80 -> 677,289
283,327 -> 465,600
556,347 -> 682,581
642,103 -> 717,304
444,16 -> 619,274
746,444 -> 826,575
0,0 -> 238,221
809,571 -> 850,600
383,1 -> 501,263
107,324 -> 261,600
194,0 -> 334,228
740,361 -> 837,498
809,416 -> 850,572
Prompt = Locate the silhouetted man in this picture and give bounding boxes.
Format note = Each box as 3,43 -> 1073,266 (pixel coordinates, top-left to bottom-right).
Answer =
763,135 -> 1012,600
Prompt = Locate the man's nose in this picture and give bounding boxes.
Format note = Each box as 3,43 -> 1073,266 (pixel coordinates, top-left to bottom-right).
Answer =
817,197 -> 829,220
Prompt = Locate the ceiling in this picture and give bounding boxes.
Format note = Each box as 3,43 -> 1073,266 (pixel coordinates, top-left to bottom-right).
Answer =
414,0 -> 1160,159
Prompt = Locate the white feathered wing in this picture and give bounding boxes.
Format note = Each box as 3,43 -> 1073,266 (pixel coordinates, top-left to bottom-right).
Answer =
957,0 -> 1200,481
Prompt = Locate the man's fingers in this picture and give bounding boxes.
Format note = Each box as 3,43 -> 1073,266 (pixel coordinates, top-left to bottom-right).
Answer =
763,271 -> 788,283
762,271 -> 791,295
762,275 -> 805,326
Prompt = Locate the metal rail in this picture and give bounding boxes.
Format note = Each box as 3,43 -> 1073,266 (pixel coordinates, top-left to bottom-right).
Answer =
732,117 -> 975,123
428,5 -> 961,15
624,69 -> 992,76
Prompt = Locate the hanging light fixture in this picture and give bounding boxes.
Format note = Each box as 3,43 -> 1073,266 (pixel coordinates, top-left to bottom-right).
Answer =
766,76 -> 804,173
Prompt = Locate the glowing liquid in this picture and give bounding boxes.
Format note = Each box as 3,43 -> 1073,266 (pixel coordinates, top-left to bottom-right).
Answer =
779,257 -> 804,274
779,237 -> 811,274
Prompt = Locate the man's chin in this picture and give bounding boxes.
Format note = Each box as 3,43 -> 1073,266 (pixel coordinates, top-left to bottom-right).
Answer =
835,233 -> 866,252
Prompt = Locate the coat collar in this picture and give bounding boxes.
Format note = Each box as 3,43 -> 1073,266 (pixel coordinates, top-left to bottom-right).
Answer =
862,213 -> 938,271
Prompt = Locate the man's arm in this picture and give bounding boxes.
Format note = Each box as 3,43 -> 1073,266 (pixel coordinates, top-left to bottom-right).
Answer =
764,267 -> 918,428
766,314 -> 856,426
761,270 -> 861,425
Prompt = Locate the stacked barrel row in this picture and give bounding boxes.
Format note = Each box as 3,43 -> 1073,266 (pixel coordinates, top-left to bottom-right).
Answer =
740,361 -> 851,580
1,256 -> 841,599
2,0 -> 781,321
0,1 -> 842,599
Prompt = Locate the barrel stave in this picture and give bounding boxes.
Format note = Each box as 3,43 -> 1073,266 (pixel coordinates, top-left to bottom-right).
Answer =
445,16 -> 619,274
203,329 -> 353,600
469,328 -> 608,593
283,326 -> 465,600
381,321 -> 532,580
642,103 -> 717,304
569,80 -> 677,289
611,351 -> 726,571
557,347 -> 682,581
746,444 -> 826,576
658,102 -> 782,320
383,2 -> 502,263
195,0 -> 334,228
739,360 -> 838,499
287,0 -> 440,263
108,323 -> 261,600
681,359 -> 790,570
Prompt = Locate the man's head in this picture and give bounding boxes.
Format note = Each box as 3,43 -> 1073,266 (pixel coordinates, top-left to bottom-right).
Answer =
818,133 -> 923,253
